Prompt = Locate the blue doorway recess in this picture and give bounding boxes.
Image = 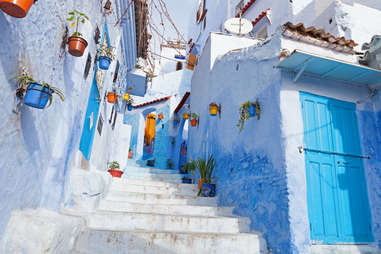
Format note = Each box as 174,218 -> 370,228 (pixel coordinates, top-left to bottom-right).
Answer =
79,24 -> 111,160
300,92 -> 373,244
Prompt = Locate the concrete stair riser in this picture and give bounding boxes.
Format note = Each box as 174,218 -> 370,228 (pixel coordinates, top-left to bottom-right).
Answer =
98,200 -> 234,217
122,174 -> 184,183
86,212 -> 250,233
104,191 -> 217,206
109,183 -> 198,196
75,230 -> 267,254
112,178 -> 195,189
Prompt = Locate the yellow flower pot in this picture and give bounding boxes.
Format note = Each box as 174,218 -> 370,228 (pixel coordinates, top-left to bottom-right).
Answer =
209,103 -> 218,116
183,113 -> 189,119
123,93 -> 130,101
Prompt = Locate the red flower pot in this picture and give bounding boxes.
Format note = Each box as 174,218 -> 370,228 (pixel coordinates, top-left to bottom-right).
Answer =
0,0 -> 34,18
108,169 -> 123,178
190,119 -> 198,127
107,92 -> 117,103
128,151 -> 133,159
68,36 -> 88,57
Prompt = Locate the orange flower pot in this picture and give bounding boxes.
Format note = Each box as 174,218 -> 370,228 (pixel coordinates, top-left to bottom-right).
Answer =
108,169 -> 123,178
198,178 -> 206,190
186,53 -> 197,70
158,113 -> 164,120
68,36 -> 88,57
190,119 -> 198,127
183,113 -> 189,119
0,0 -> 34,18
107,92 -> 117,103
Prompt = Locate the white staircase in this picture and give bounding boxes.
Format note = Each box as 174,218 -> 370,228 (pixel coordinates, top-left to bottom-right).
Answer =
74,168 -> 268,254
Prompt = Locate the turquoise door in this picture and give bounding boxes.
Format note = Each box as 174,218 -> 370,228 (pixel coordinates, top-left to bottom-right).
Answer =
79,73 -> 101,160
300,92 -> 373,243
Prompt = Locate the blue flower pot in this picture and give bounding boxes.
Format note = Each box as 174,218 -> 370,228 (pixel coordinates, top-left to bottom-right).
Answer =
24,83 -> 52,109
248,104 -> 256,117
99,56 -> 111,70
201,183 -> 216,197
127,104 -> 133,111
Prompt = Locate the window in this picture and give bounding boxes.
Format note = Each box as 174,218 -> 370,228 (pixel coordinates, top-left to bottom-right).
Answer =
176,61 -> 183,71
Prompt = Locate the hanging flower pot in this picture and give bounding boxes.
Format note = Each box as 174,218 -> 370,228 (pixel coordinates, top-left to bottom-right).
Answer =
186,53 -> 197,70
0,0 -> 34,18
107,92 -> 117,103
209,103 -> 218,116
123,93 -> 130,101
99,56 -> 111,70
190,119 -> 198,127
183,113 -> 189,119
128,150 -> 133,159
201,183 -> 216,197
68,36 -> 88,57
127,104 -> 133,111
67,11 -> 89,57
190,113 -> 199,127
158,113 -> 164,120
248,103 -> 256,117
24,83 -> 53,109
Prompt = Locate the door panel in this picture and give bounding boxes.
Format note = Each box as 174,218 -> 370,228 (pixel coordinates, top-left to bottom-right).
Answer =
300,92 -> 373,243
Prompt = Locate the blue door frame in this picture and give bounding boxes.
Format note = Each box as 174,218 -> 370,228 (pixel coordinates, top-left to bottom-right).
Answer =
79,24 -> 111,160
300,92 -> 373,244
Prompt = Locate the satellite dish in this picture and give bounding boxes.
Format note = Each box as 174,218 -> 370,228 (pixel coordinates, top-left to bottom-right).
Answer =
224,18 -> 253,35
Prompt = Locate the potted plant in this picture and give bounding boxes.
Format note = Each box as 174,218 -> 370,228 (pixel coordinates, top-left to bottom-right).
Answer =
128,148 -> 133,159
99,44 -> 115,70
190,113 -> 199,127
0,0 -> 35,18
167,159 -> 174,169
181,161 -> 196,184
126,96 -> 134,111
183,113 -> 189,120
108,161 -> 123,178
209,103 -> 219,116
236,100 -> 260,132
16,74 -> 64,109
200,155 -> 216,197
158,113 -> 164,120
67,10 -> 89,57
107,91 -> 118,103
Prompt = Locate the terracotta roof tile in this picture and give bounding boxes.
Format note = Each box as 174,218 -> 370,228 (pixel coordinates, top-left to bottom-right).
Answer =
283,22 -> 358,53
252,8 -> 270,28
236,0 -> 257,18
133,96 -> 171,109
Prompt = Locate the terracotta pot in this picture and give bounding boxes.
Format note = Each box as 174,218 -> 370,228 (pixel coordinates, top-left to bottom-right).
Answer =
128,151 -> 133,159
107,92 -> 117,103
198,178 -> 206,190
158,113 -> 163,120
190,119 -> 198,127
68,36 -> 88,57
108,169 -> 123,178
0,0 -> 34,18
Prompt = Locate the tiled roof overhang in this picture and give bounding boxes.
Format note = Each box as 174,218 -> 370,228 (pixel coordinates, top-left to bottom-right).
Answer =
283,22 -> 358,53
236,0 -> 257,17
133,96 -> 171,109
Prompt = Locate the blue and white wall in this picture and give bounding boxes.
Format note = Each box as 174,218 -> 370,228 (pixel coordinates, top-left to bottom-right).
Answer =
188,31 -> 381,253
0,0 -> 136,247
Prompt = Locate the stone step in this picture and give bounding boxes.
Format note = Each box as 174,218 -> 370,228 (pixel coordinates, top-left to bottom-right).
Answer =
98,200 -> 234,217
75,230 -> 267,254
110,181 -> 198,196
112,177 -> 195,189
122,173 -> 184,183
124,165 -> 180,174
310,245 -> 381,254
104,190 -> 217,206
86,212 -> 250,234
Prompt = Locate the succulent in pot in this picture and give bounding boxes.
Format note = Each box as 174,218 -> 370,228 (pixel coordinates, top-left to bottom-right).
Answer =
190,113 -> 199,127
16,74 -> 64,109
108,161 -> 123,178
67,10 -> 89,57
126,96 -> 134,111
237,100 -> 260,132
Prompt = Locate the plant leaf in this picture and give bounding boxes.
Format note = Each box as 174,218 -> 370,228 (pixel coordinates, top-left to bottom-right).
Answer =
66,16 -> 74,21
68,11 -> 75,15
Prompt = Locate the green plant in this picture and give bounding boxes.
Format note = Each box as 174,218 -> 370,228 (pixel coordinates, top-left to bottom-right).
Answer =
15,74 -> 65,107
181,161 -> 196,175
108,161 -> 120,170
167,159 -> 174,169
100,44 -> 115,60
126,96 -> 134,105
67,10 -> 89,37
196,155 -> 216,184
191,113 -> 199,120
236,100 -> 260,132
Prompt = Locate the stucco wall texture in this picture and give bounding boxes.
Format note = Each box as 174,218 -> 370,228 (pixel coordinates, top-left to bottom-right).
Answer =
0,0 -> 119,239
